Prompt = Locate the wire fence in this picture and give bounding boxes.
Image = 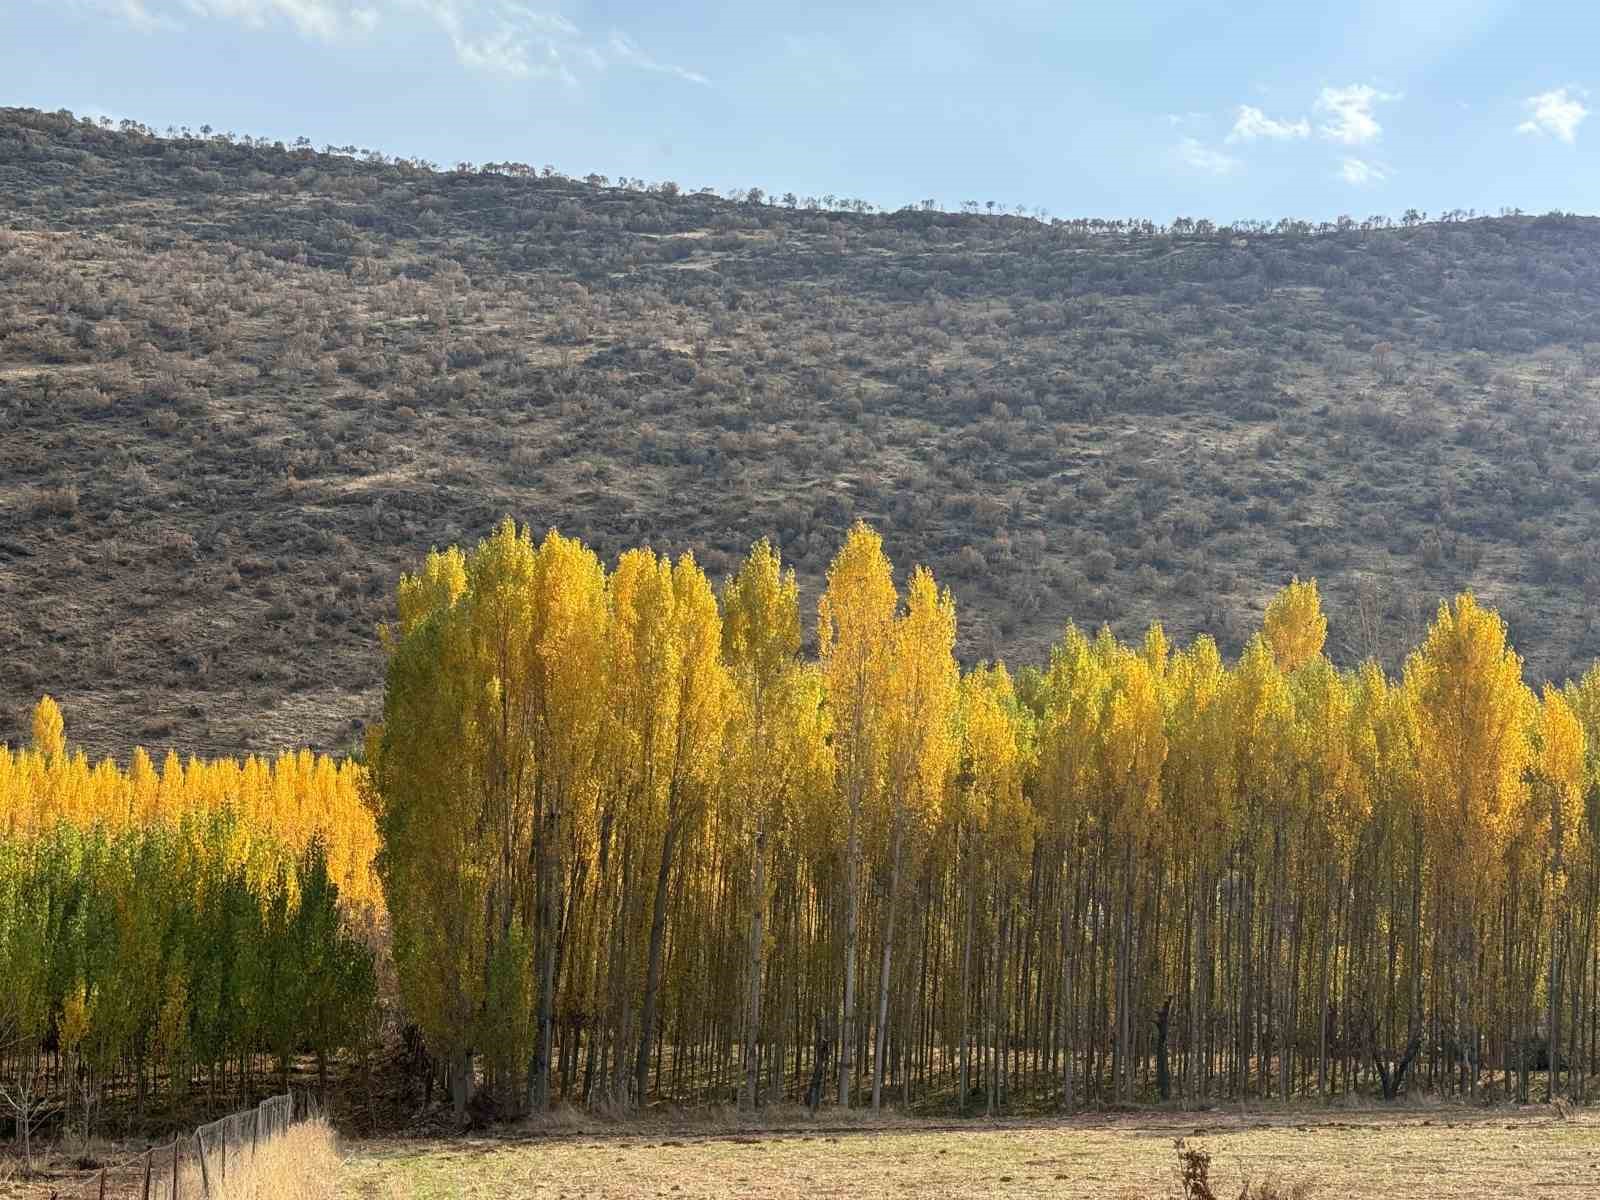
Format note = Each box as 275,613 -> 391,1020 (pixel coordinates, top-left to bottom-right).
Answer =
85,1090 -> 311,1199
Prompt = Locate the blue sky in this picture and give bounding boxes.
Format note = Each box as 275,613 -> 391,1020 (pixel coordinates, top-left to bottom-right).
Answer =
6,0 -> 1598,221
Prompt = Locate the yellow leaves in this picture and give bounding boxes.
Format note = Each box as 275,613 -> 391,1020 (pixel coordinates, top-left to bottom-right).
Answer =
1226,634 -> 1295,820
1536,684 -> 1585,875
1101,636 -> 1168,842
670,550 -> 734,792
770,663 -> 838,839
723,537 -> 801,694
394,543 -> 468,636
1407,592 -> 1534,888
60,981 -> 93,1057
1262,577 -> 1327,673
1035,624 -> 1111,838
960,663 -> 1033,879
5,700 -> 382,922
31,695 -> 65,760
722,540 -> 830,840
1162,637 -> 1231,857
818,521 -> 898,724
608,547 -> 682,776
817,520 -> 898,824
884,566 -> 959,827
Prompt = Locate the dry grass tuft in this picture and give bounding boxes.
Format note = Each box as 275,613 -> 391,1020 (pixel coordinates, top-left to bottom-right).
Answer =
1174,1138 -> 1314,1200
179,1118 -> 342,1200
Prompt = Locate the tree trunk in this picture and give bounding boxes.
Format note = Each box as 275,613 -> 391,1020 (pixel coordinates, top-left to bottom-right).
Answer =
530,800 -> 559,1112
634,808 -> 681,1106
840,788 -> 861,1107
1155,995 -> 1172,1101
742,824 -> 768,1109
1060,850 -> 1079,1109
451,1045 -> 471,1127
960,846 -> 976,1111
871,817 -> 905,1110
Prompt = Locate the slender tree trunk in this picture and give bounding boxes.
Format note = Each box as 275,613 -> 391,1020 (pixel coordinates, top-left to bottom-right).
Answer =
872,817 -> 905,1110
840,776 -> 862,1108
633,806 -> 680,1106
451,1045 -> 471,1127
1155,995 -> 1172,1100
743,823 -> 768,1109
960,840 -> 976,1111
1060,848 -> 1079,1109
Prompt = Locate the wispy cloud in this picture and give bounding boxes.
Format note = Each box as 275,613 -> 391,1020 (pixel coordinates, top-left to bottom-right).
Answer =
606,32 -> 709,86
1337,157 -> 1387,186
181,0 -> 366,40
1315,84 -> 1397,145
453,27 -> 534,76
416,1 -> 570,80
1227,105 -> 1309,143
71,0 -> 706,87
63,0 -> 183,30
1174,137 -> 1239,176
1517,87 -> 1588,143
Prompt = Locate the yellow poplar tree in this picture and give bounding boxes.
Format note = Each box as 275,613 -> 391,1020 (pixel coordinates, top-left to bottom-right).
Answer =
1536,685 -> 1585,1097
370,540 -> 492,1125
1262,577 -> 1327,674
816,521 -> 896,1106
723,538 -> 808,1109
526,529 -> 608,1110
1161,635 -> 1228,1098
871,565 -> 958,1109
633,552 -> 730,1104
958,662 -> 1033,1113
1407,593 -> 1532,1095
1099,630 -> 1168,1101
1035,624 -> 1111,1107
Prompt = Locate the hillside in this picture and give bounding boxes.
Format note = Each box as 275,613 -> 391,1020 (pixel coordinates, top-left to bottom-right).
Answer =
3,106 -> 1599,756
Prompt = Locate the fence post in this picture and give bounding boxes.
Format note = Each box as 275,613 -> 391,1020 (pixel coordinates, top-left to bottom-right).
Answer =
195,1131 -> 211,1198
98,1167 -> 107,1200
220,1121 -> 227,1183
171,1139 -> 180,1200
142,1147 -> 153,1200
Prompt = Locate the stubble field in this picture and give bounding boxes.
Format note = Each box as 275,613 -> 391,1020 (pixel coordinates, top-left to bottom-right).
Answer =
335,1106 -> 1600,1199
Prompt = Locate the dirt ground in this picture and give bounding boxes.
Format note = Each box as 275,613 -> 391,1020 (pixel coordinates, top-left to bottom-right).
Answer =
335,1104 -> 1600,1200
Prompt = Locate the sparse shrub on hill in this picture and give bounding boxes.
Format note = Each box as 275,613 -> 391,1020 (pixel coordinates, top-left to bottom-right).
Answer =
3,103 -> 1600,757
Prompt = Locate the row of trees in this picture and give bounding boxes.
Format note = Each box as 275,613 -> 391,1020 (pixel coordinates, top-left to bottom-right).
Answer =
373,520 -> 1600,1123
54,109 -> 1529,237
0,708 -> 378,1152
0,705 -> 382,913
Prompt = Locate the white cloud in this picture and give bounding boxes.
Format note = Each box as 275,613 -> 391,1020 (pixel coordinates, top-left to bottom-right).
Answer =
1337,157 -> 1387,186
182,0 -> 356,40
606,32 -> 709,85
497,2 -> 575,37
70,0 -> 706,88
1315,84 -> 1397,145
1227,105 -> 1309,143
453,27 -> 532,75
1517,87 -> 1589,143
1174,137 -> 1239,176
63,0 -> 182,30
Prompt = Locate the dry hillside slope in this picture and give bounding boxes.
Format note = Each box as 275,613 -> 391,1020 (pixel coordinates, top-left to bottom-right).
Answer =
2,107 -> 1599,754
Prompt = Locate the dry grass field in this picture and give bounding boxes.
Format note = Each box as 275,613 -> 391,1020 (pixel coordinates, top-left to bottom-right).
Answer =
337,1106 -> 1600,1200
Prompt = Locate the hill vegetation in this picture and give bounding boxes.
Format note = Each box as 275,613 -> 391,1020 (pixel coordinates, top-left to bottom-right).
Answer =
3,106 -> 1600,753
